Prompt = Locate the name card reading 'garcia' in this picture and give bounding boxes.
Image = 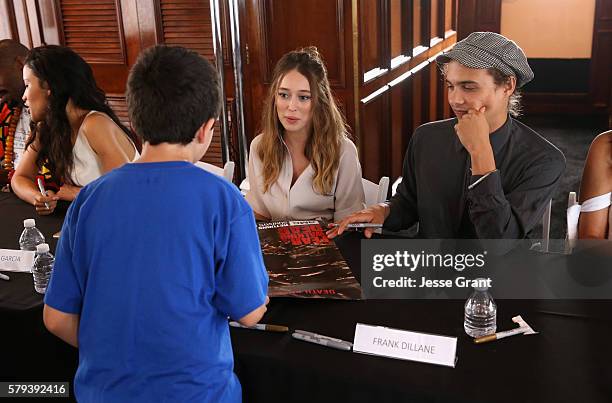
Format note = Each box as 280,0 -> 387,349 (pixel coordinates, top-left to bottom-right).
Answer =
353,323 -> 457,367
0,249 -> 35,272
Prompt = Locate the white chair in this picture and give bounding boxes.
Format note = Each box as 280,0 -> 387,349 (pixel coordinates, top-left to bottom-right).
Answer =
239,177 -> 250,196
195,161 -> 235,182
362,176 -> 390,206
541,199 -> 552,252
391,176 -> 403,196
566,191 -> 579,250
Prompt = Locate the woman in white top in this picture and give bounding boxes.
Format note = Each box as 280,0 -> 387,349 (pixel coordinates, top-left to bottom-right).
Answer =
11,45 -> 138,215
246,47 -> 365,222
577,131 -> 612,239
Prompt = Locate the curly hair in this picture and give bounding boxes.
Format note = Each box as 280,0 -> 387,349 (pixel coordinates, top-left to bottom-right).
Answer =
24,45 -> 131,183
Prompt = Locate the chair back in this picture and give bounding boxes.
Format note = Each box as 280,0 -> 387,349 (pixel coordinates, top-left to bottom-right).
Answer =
541,199 -> 552,252
362,176 -> 390,206
195,161 -> 235,183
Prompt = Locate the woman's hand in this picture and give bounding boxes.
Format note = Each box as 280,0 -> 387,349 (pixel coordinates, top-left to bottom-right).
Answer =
34,190 -> 59,216
56,184 -> 81,201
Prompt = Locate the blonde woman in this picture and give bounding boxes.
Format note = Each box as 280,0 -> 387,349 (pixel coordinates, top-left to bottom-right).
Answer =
246,47 -> 364,221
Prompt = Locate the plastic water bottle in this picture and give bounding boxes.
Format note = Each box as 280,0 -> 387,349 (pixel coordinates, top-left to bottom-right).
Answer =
464,280 -> 497,338
19,218 -> 46,252
32,243 -> 54,294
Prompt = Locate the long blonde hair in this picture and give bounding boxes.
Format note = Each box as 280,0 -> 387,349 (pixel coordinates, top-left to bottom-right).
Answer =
257,46 -> 348,195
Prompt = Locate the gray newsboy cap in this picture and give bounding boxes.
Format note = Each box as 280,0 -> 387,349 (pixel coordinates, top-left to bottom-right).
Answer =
436,32 -> 534,88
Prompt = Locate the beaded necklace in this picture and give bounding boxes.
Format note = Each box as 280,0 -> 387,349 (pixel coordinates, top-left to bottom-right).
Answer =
2,106 -> 22,170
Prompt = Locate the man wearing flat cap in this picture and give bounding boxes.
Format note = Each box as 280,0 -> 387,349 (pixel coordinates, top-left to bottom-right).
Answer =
331,32 -> 565,240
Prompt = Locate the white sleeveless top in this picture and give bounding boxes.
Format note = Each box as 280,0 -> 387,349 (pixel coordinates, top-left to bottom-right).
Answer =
567,192 -> 612,240
68,111 -> 139,186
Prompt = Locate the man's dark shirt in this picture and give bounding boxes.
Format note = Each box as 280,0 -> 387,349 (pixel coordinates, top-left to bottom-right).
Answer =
385,116 -> 566,239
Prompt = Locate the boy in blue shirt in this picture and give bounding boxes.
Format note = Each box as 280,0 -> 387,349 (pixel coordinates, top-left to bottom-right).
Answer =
43,45 -> 269,402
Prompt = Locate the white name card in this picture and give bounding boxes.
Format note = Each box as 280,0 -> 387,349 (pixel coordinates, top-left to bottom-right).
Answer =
353,323 -> 457,367
0,249 -> 35,273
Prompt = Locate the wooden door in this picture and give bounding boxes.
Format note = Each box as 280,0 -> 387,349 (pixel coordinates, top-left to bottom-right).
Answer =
242,0 -> 355,144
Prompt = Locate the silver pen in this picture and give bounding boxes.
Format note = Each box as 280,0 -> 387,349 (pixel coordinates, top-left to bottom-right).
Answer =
37,178 -> 50,210
0,273 -> 10,281
229,321 -> 289,333
292,332 -> 352,351
294,329 -> 352,346
329,223 -> 383,229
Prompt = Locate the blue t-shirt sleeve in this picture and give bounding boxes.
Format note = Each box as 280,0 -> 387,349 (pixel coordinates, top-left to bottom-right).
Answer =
213,208 -> 269,320
44,201 -> 83,314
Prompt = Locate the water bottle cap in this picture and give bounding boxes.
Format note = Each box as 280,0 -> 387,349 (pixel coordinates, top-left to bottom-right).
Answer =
473,278 -> 489,291
36,243 -> 50,253
23,218 -> 36,228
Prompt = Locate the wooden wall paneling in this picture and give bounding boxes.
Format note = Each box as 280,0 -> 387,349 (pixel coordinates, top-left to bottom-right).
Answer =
411,73 -> 425,130
58,0 -> 126,63
360,90 -> 390,181
451,0 -> 457,32
360,0 -> 380,72
430,0 -> 439,40
474,0 -> 500,33
56,0 -> 134,94
159,0 -> 214,61
412,0 -> 423,50
403,0 -> 413,53
389,0 -> 402,59
257,0 -> 346,86
38,1 -> 61,45
457,0 -> 500,40
359,0 -> 387,82
243,0 -> 352,143
157,0 -> 227,167
389,0 -> 412,71
242,0 -> 262,142
107,95 -> 130,128
522,93 -> 596,115
428,63 -> 438,121
23,0 -> 43,46
11,0 -> 33,47
0,0 -> 18,40
589,0 -> 612,111
457,0 -> 475,40
340,0 -> 356,143
135,0 -> 160,49
436,0 -> 445,38
420,0 -> 430,47
389,77 -> 411,180
444,0 -> 453,34
590,31 -> 611,108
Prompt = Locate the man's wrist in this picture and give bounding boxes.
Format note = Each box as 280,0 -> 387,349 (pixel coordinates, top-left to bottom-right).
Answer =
470,146 -> 496,175
377,202 -> 391,220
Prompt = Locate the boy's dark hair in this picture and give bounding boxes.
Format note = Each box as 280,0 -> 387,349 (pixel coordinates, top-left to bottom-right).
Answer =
127,45 -> 221,145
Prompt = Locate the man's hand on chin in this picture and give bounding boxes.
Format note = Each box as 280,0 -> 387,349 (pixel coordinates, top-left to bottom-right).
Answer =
454,107 -> 496,175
